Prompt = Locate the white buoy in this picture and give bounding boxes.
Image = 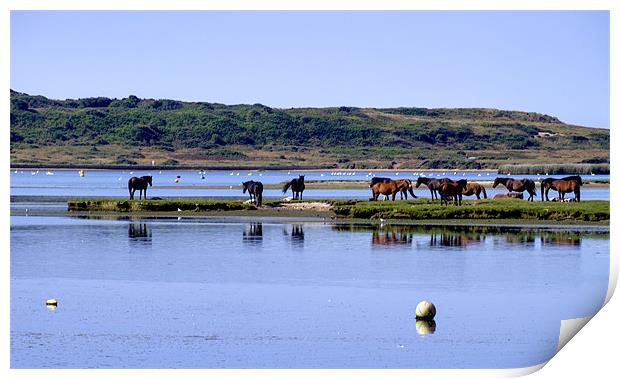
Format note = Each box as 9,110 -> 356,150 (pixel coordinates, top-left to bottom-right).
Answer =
415,300 -> 436,320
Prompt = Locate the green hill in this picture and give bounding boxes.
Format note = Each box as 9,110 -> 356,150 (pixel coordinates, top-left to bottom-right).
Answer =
10,90 -> 609,169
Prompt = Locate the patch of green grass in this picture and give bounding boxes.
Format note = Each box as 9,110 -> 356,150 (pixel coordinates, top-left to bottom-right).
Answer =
498,163 -> 609,175
331,199 -> 609,222
68,198 -> 256,212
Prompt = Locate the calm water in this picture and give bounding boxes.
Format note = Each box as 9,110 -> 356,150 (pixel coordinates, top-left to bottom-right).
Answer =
10,169 -> 609,200
11,216 -> 609,368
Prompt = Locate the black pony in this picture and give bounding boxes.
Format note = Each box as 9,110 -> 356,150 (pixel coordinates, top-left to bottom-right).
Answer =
242,180 -> 264,206
283,175 -> 305,200
128,176 -> 152,200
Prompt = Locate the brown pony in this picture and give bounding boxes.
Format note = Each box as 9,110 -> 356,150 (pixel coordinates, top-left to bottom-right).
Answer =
461,182 -> 487,199
439,179 -> 468,206
128,176 -> 152,200
370,179 -> 417,201
416,177 -> 455,200
541,176 -> 582,202
540,178 -> 581,202
492,177 -> 537,201
370,177 -> 416,200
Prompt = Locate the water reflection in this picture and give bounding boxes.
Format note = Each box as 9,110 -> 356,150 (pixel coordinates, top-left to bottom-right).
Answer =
541,232 -> 582,246
371,225 -> 413,247
332,224 -> 591,249
283,224 -> 305,247
505,232 -> 537,245
128,223 -> 152,245
243,223 -> 263,245
429,233 -> 483,247
415,320 -> 437,335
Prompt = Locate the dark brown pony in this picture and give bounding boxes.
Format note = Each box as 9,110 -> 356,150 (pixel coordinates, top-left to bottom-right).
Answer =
462,182 -> 487,199
416,177 -> 454,200
282,175 -> 305,200
242,180 -> 264,206
371,179 -> 417,201
492,177 -> 537,201
540,176 -> 582,201
540,177 -> 581,202
370,177 -> 416,200
439,179 -> 468,206
128,176 -> 152,199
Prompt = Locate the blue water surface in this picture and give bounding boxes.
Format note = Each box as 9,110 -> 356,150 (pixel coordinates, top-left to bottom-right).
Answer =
10,216 -> 609,368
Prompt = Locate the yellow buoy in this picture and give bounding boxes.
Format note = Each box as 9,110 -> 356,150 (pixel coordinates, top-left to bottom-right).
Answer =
415,300 -> 436,320
415,320 -> 436,335
46,299 -> 58,309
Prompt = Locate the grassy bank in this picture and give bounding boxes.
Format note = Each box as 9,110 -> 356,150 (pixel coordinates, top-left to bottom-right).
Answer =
68,198 -> 257,212
498,163 -> 609,175
67,197 -> 609,224
331,199 -> 609,222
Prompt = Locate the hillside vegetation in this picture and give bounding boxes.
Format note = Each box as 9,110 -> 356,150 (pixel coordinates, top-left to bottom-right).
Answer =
10,90 -> 609,169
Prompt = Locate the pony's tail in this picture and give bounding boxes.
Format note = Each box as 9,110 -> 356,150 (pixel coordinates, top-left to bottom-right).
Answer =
256,193 -> 263,207
282,182 -> 292,194
481,186 -> 487,199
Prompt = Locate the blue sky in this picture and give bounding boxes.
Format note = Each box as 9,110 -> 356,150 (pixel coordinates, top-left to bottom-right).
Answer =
11,11 -> 609,128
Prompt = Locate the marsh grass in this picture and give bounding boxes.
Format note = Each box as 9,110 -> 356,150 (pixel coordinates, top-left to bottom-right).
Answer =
498,164 -> 609,175
331,199 -> 609,222
68,198 -> 256,212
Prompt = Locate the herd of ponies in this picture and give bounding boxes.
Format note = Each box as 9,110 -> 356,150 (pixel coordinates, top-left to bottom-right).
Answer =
127,173 -> 584,207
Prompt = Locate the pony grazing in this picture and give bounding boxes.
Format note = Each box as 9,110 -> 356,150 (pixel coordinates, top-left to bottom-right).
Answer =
540,177 -> 581,202
439,179 -> 468,206
461,182 -> 487,199
371,179 -> 417,201
492,177 -> 537,201
128,176 -> 152,200
242,180 -> 264,207
416,177 -> 454,201
370,177 -> 416,200
283,175 -> 305,200
540,175 -> 582,202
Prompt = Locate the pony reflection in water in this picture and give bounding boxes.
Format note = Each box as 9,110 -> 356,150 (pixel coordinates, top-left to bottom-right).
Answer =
128,176 -> 152,200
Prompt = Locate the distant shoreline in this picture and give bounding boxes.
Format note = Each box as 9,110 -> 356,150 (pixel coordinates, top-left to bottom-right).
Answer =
9,164 -> 497,173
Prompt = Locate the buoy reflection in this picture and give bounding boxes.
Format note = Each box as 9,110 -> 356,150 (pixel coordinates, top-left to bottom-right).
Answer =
416,320 -> 436,335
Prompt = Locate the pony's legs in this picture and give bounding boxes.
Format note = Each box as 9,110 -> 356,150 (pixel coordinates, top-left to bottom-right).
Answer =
144,188 -> 147,200
129,188 -> 134,200
576,186 -> 581,202
300,191 -> 303,201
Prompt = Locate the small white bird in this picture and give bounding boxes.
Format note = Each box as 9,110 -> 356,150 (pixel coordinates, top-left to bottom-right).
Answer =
177,208 -> 182,212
